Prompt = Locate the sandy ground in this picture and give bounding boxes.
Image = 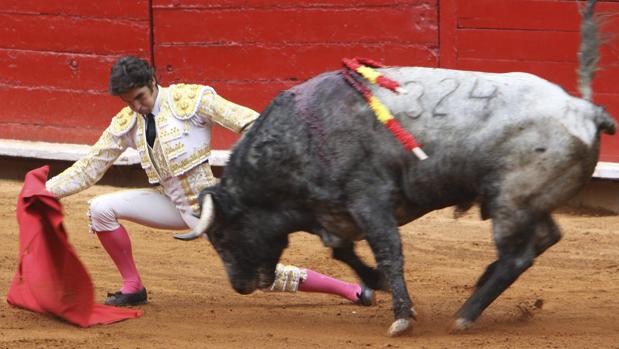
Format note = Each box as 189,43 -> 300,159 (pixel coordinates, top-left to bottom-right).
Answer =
1,178 -> 618,349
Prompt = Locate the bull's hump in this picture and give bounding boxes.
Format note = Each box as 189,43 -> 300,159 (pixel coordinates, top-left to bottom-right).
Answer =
288,71 -> 341,95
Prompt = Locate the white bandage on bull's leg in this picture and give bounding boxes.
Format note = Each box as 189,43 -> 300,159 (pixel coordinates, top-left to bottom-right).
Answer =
267,263 -> 308,293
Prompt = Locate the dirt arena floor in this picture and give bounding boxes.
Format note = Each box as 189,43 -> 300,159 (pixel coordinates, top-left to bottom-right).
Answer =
1,177 -> 618,349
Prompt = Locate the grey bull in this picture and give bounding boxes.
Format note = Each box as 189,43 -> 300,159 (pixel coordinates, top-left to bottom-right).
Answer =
177,0 -> 616,336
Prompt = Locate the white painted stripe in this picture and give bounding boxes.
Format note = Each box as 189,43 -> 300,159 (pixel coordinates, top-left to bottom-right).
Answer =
592,162 -> 619,180
0,139 -> 230,167
0,139 -> 617,179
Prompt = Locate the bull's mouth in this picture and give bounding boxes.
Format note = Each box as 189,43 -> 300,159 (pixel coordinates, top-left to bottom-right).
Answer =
231,278 -> 258,295
222,259 -> 278,294
228,267 -> 274,294
224,262 -> 260,295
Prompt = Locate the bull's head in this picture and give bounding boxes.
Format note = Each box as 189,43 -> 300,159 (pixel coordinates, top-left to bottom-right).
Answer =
174,188 -> 287,295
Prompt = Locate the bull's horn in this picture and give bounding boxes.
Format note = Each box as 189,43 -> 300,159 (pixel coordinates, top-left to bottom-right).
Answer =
173,193 -> 215,241
173,231 -> 201,241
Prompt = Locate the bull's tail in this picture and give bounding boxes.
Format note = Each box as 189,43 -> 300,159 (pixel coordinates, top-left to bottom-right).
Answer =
577,0 -> 600,101
595,108 -> 617,135
577,0 -> 616,135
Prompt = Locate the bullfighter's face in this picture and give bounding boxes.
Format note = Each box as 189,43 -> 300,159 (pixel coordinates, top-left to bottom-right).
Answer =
118,79 -> 158,115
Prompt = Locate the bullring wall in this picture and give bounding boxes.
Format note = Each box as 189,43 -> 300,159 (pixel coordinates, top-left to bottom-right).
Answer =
1,0 -> 618,161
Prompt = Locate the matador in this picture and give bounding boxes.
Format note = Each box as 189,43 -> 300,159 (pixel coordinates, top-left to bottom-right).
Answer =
46,56 -> 374,307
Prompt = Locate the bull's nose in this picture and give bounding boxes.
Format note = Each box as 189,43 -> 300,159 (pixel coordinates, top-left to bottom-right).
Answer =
235,287 -> 254,295
232,280 -> 257,295
233,285 -> 255,295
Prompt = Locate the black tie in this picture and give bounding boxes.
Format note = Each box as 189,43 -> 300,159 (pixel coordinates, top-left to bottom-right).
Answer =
146,113 -> 157,147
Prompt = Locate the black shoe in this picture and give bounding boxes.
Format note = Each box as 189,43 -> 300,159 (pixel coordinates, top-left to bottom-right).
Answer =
355,285 -> 375,306
105,288 -> 148,306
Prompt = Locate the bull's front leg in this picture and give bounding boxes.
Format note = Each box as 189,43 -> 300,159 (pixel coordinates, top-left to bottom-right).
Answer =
349,198 -> 416,337
370,232 -> 417,337
332,241 -> 389,291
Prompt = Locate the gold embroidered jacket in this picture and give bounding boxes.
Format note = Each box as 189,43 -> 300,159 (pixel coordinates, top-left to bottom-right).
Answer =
46,84 -> 258,198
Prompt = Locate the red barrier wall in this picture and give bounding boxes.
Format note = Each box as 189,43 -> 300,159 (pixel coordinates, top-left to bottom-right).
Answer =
152,0 -> 438,148
0,0 -> 151,144
440,0 -> 619,162
1,0 -> 617,160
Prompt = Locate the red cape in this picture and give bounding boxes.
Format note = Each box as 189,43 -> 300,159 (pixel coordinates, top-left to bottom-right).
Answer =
6,166 -> 143,327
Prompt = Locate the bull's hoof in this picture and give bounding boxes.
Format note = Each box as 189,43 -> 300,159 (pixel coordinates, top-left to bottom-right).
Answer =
388,319 -> 412,337
355,285 -> 376,306
449,318 -> 473,333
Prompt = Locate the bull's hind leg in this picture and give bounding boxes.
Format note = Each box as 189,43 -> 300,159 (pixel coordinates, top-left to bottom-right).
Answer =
453,210 -> 537,331
332,242 -> 389,291
349,196 -> 415,337
473,214 -> 561,290
453,212 -> 562,331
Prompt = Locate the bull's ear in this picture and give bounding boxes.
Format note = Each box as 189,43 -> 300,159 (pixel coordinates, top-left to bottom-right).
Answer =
174,193 -> 215,241
211,186 -> 242,219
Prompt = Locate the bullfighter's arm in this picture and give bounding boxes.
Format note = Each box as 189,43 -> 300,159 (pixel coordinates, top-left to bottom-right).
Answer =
45,110 -> 134,198
196,91 -> 259,134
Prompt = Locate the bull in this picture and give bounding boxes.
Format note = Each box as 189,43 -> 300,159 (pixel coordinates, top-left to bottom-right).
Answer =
177,0 -> 616,336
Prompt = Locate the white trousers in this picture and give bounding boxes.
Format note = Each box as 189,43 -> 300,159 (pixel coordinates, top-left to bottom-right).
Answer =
87,177 -> 308,292
88,176 -> 199,232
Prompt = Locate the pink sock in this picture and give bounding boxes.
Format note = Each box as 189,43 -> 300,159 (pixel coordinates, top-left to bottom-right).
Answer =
298,269 -> 361,302
96,225 -> 144,294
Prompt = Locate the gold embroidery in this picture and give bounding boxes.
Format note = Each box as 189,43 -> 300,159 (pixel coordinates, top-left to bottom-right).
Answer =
145,167 -> 159,183
169,84 -> 204,120
179,163 -> 217,214
134,101 -> 210,183
179,174 -> 198,214
134,116 -> 160,184
169,147 -> 210,176
110,107 -> 137,136
198,94 -> 259,133
45,128 -> 127,198
163,142 -> 185,159
150,138 -> 173,179
135,84 -> 242,183
159,126 -> 181,142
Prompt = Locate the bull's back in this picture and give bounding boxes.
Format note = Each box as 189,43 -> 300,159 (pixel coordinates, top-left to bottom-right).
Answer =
229,67 -> 601,221
375,67 -> 596,150
372,67 -> 601,212
310,67 -> 601,213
